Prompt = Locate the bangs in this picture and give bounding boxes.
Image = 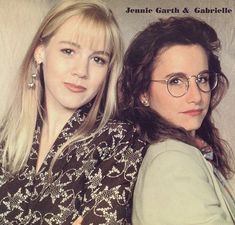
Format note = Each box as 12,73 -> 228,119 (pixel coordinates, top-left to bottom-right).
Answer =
69,15 -> 112,54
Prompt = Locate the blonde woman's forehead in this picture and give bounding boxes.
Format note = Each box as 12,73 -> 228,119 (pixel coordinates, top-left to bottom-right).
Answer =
51,15 -> 111,52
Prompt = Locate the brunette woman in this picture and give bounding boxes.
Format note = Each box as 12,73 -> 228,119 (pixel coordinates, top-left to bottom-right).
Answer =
120,17 -> 235,225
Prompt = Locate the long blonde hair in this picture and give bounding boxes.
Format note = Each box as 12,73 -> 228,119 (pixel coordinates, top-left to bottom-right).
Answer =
0,0 -> 124,174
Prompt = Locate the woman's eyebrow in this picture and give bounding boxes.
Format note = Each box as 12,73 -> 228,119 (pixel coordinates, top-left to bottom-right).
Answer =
92,50 -> 110,57
59,40 -> 80,48
59,41 -> 110,57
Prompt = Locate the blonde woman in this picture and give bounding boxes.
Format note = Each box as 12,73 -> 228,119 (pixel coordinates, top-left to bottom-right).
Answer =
0,0 -> 147,224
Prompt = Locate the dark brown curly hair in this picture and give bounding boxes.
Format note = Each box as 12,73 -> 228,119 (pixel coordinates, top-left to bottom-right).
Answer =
119,16 -> 234,178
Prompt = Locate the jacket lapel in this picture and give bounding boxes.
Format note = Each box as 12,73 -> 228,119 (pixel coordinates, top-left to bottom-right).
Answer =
203,157 -> 235,222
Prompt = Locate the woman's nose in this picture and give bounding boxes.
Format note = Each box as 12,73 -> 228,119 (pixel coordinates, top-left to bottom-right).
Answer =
72,57 -> 88,79
185,79 -> 202,103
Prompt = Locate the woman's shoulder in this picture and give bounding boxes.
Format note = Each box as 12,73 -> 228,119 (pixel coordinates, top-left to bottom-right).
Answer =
138,139 -> 213,189
95,119 -> 147,146
102,119 -> 140,136
144,139 -> 205,166
148,138 -> 196,153
105,118 -> 136,129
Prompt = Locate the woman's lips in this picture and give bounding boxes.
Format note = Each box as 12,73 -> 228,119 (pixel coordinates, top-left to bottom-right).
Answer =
64,82 -> 87,93
181,109 -> 203,116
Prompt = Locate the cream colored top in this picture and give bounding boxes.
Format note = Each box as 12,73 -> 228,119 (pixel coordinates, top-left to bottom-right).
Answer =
132,139 -> 235,225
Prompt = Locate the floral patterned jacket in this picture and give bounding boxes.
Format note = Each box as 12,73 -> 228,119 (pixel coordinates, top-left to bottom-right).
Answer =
0,103 -> 147,225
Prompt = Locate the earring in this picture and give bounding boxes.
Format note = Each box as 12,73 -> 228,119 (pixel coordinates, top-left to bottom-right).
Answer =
141,98 -> 149,107
28,64 -> 40,88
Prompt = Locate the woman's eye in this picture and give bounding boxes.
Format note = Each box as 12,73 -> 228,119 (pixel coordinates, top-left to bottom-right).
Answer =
169,77 -> 184,85
61,48 -> 74,55
92,56 -> 107,65
197,75 -> 209,83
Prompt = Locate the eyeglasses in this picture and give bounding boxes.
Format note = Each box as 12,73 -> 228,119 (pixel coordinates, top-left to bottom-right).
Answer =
151,70 -> 218,97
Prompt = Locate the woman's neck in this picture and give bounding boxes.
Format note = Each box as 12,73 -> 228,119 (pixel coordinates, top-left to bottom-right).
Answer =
36,103 -> 76,173
43,105 -> 75,143
190,130 -> 196,137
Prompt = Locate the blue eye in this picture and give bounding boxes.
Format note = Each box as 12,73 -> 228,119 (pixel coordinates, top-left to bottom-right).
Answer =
93,56 -> 107,65
61,48 -> 74,55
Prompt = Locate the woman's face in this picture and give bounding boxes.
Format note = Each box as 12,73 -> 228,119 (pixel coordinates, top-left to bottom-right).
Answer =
35,16 -> 110,113
143,44 -> 211,136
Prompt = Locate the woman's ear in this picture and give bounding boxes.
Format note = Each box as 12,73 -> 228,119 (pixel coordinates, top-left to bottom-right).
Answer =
34,44 -> 45,64
140,93 -> 150,107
